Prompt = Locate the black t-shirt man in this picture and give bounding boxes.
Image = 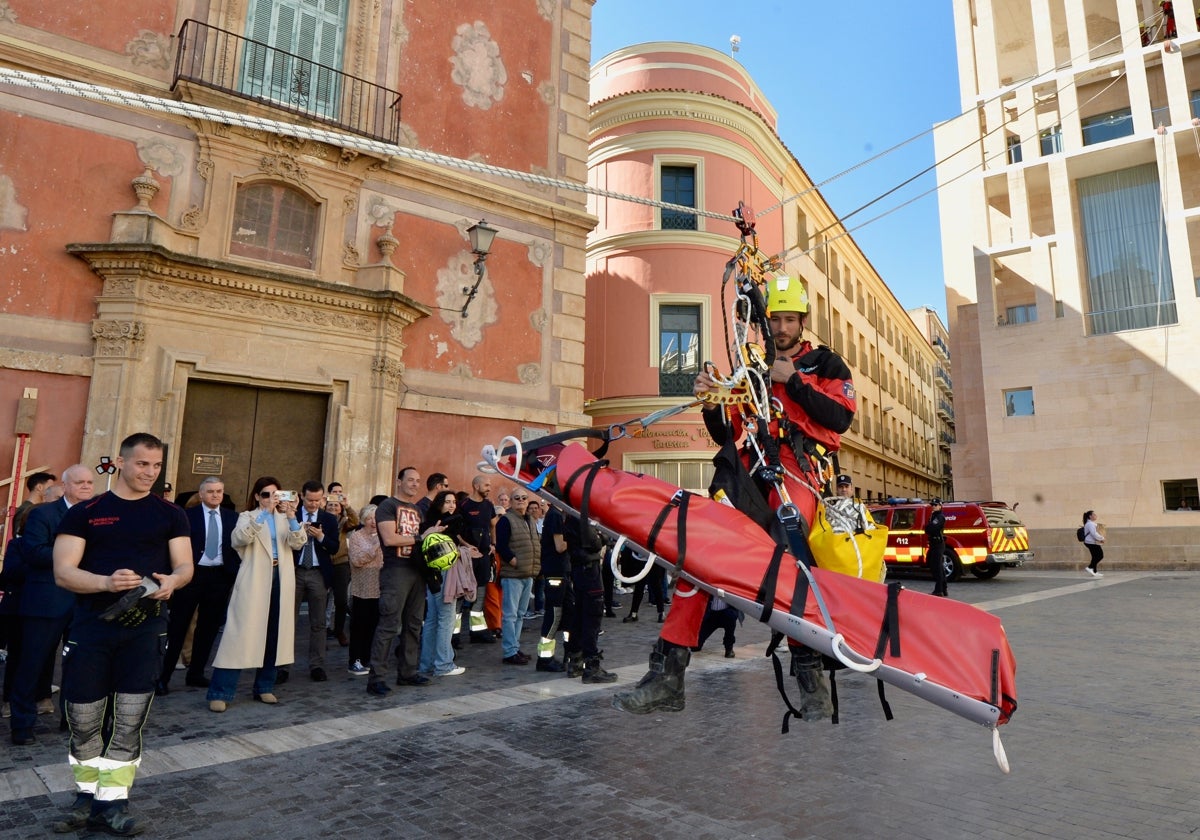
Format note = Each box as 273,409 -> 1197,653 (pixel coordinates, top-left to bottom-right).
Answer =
459,497 -> 497,555
58,491 -> 190,610
374,497 -> 422,566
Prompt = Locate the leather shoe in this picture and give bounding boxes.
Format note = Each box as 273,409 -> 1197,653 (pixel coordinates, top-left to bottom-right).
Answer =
185,674 -> 210,688
366,681 -> 391,696
275,668 -> 290,685
469,632 -> 496,644
154,680 -> 169,697
310,667 -> 328,682
397,674 -> 431,687
254,693 -> 278,704
502,654 -> 528,665
515,651 -> 531,664
11,730 -> 35,745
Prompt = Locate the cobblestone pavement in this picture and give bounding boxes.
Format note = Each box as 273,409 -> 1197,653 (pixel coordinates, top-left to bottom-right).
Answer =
3,570 -> 1199,839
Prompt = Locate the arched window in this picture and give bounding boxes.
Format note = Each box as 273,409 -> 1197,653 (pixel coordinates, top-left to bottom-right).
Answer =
230,182 -> 319,269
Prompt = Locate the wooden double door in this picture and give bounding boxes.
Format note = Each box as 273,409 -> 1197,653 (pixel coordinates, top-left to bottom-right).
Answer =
178,381 -> 328,508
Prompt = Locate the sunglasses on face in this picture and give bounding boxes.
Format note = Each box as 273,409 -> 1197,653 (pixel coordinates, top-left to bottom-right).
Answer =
512,495 -> 528,501
259,491 -> 273,498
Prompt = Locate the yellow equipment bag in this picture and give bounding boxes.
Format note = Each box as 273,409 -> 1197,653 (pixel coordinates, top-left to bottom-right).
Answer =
808,497 -> 888,583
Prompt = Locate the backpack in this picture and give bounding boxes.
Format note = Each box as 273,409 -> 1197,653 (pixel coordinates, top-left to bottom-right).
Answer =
1076,526 -> 1086,543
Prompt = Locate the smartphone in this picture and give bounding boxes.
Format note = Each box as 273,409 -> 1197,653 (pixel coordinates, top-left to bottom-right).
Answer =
275,490 -> 298,503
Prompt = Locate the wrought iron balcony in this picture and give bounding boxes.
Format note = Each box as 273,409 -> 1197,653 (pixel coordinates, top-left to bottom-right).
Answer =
659,370 -> 698,397
172,19 -> 402,144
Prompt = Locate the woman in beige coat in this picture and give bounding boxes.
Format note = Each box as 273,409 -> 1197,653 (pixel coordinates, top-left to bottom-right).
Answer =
206,476 -> 306,712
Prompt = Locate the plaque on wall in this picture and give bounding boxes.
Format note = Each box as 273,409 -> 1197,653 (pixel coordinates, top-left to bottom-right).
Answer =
192,454 -> 224,475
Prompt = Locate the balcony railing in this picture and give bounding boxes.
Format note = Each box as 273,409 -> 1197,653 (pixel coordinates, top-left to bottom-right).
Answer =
661,211 -> 698,231
659,370 -> 698,397
172,19 -> 402,144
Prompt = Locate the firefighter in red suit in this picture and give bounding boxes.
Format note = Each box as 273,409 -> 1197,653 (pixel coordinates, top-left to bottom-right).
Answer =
613,274 -> 856,717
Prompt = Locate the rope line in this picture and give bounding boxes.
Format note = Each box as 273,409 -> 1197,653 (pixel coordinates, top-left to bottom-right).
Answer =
0,5 -> 1172,253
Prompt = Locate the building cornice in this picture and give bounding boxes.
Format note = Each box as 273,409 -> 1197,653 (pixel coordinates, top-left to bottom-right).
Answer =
66,241 -> 431,327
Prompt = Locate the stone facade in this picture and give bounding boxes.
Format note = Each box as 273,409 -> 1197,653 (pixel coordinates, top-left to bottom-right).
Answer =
935,0 -> 1200,550
0,0 -> 595,508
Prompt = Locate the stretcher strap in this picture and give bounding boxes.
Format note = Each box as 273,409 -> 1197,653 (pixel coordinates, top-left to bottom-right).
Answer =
644,490 -> 692,574
829,669 -> 840,725
873,581 -> 903,660
768,646 -> 804,735
754,544 -> 788,624
562,459 -> 609,529
867,581 -> 903,723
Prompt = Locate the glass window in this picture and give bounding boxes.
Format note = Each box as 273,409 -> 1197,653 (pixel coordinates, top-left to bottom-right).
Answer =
1003,387 -> 1035,417
660,166 -> 697,230
1004,304 -> 1037,324
1006,135 -> 1023,164
1163,479 -> 1199,511
1081,108 -> 1134,145
230,182 -> 319,268
1040,125 -> 1063,156
242,0 -> 347,120
1078,163 -> 1177,334
658,304 -> 700,396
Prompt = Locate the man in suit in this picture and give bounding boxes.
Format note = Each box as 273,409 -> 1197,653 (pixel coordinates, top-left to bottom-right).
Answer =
286,480 -> 339,682
156,477 -> 240,695
9,465 -> 94,745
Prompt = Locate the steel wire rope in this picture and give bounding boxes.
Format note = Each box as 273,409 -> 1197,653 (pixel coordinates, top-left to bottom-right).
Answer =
754,9 -> 1166,220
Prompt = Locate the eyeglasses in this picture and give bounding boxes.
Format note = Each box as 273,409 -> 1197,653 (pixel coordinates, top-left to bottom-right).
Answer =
259,491 -> 273,498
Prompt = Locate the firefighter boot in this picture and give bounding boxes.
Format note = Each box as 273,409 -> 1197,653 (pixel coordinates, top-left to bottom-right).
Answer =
565,651 -> 585,678
581,656 -> 617,684
611,639 -> 690,714
790,646 -> 832,721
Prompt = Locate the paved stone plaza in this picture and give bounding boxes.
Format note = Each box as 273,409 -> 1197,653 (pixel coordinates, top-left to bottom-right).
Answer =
2,570 -> 1198,838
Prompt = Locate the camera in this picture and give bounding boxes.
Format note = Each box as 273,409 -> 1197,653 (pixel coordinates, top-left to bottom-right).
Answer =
275,490 -> 298,503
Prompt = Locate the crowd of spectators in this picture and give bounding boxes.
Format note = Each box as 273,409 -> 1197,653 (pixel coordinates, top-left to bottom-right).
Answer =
1,464 -> 656,733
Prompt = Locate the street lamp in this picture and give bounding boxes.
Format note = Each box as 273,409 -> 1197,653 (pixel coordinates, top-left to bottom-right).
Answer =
460,218 -> 498,318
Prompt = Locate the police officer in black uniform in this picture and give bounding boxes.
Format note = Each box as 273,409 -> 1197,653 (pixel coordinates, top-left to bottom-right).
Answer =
926,498 -> 948,597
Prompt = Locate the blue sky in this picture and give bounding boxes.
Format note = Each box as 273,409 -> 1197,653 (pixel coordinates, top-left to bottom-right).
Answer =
591,2 -> 962,321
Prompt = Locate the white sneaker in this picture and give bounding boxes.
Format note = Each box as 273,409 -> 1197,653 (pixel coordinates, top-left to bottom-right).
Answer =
1083,568 -> 1095,576
1092,571 -> 1104,578
439,666 -> 466,676
347,660 -> 370,676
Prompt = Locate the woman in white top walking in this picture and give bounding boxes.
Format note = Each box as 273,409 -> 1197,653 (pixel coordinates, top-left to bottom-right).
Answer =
1081,510 -> 1105,578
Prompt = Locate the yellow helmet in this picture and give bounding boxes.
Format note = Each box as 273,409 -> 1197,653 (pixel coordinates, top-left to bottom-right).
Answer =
766,275 -> 809,315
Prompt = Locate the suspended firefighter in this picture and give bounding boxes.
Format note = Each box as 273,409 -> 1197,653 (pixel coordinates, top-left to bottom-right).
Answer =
613,274 -> 857,719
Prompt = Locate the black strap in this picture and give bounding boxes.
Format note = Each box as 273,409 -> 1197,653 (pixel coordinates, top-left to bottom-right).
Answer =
829,668 -> 840,725
562,459 -> 609,527
873,581 -> 903,660
645,490 -> 692,574
754,544 -> 787,624
876,678 -> 895,721
768,647 -> 804,734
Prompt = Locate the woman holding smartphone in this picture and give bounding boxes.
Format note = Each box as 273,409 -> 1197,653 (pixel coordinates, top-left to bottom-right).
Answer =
206,476 -> 306,712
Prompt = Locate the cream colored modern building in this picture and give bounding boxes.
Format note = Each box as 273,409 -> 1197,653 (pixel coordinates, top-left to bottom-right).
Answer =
587,42 -> 945,503
935,0 -> 1200,559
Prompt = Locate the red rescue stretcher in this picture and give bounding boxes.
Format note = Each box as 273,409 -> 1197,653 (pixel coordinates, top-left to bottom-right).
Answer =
483,434 -> 1018,772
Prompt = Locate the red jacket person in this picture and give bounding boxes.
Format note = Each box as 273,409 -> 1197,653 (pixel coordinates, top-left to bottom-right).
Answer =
613,274 -> 855,717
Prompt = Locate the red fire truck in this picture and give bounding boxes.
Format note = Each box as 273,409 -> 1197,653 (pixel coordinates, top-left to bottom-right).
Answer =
867,500 -> 1034,581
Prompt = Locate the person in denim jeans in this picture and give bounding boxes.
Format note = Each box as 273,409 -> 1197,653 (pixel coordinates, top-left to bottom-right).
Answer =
418,492 -> 471,677
495,492 -> 540,664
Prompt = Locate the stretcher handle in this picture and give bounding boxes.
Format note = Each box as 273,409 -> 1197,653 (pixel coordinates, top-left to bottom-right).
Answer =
479,435 -> 523,480
829,632 -> 882,674
608,534 -> 658,585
